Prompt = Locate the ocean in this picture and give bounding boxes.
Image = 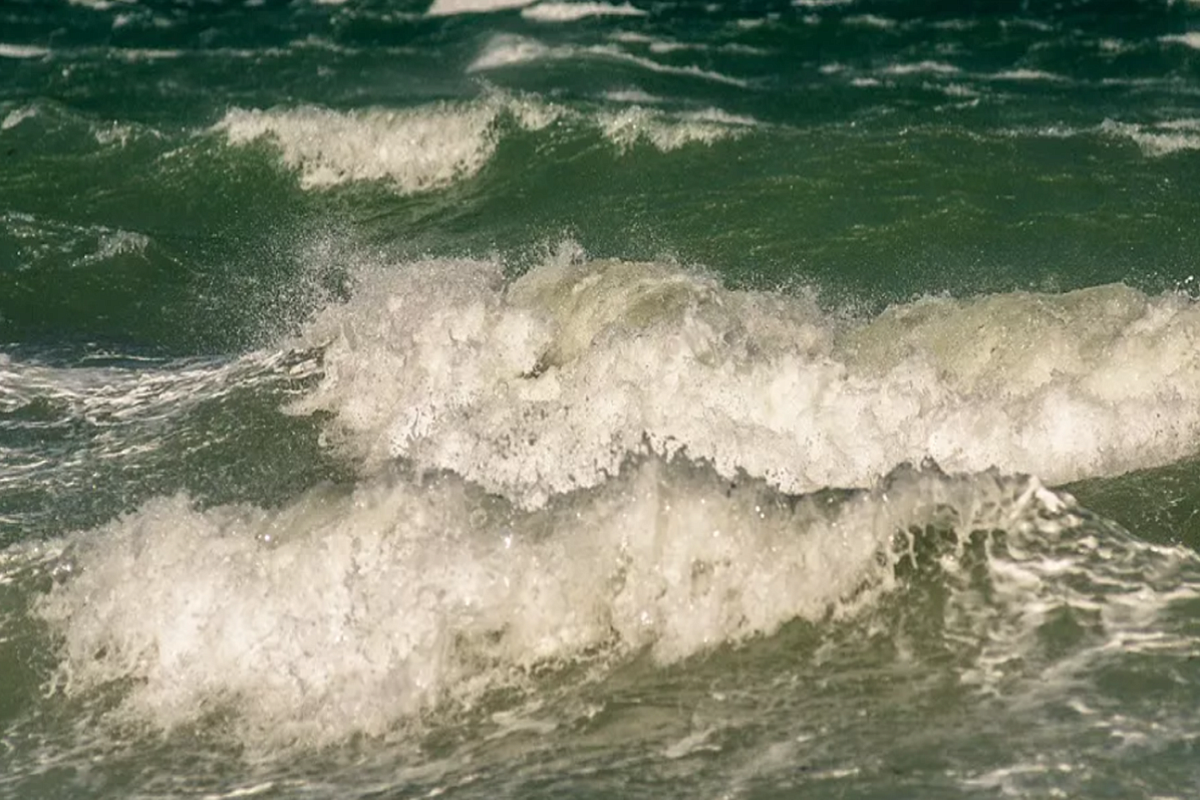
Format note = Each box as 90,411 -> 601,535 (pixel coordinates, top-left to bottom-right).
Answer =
3,0 -> 1200,797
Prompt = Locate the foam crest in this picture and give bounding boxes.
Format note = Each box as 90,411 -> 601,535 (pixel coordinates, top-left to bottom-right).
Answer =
1100,118 -> 1200,157
0,44 -> 49,59
426,0 -> 534,15
291,257 -> 1200,505
1161,32 -> 1200,50
882,60 -> 961,76
1,106 -> 37,131
215,94 -> 560,192
596,105 -> 755,151
521,2 -> 646,22
468,35 -> 749,86
36,458 -> 1075,748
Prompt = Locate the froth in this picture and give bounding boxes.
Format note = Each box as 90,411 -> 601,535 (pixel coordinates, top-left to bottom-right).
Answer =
215,94 -> 560,192
291,256 -> 1200,506
37,458 -> 1073,748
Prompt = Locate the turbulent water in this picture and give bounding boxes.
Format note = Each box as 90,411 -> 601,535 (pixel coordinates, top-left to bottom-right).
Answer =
3,0 -> 1200,797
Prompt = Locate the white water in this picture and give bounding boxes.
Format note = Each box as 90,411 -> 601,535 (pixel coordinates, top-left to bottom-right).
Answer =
290,252 -> 1200,506
37,457 -> 1080,750
25,248 -> 1200,758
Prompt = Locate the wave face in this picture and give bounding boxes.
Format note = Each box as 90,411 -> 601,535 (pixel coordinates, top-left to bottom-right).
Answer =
4,0 -> 1200,797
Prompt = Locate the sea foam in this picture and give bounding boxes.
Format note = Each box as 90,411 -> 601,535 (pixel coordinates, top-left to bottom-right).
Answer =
289,254 -> 1200,507
32,251 -> 1200,752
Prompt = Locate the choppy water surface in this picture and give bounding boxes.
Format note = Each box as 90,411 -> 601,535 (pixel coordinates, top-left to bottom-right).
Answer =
3,0 -> 1200,797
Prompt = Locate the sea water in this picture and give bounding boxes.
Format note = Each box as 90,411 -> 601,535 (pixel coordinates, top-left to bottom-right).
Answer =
3,1 -> 1200,797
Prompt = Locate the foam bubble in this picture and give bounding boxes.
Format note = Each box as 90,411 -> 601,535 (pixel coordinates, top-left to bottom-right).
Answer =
290,256 -> 1200,506
521,2 -> 646,22
215,94 -> 560,192
35,458 -> 1079,749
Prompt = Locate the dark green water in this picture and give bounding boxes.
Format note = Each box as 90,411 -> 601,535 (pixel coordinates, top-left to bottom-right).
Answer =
3,1 -> 1200,797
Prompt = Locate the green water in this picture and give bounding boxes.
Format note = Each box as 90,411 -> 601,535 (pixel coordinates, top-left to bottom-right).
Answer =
3,1 -> 1200,797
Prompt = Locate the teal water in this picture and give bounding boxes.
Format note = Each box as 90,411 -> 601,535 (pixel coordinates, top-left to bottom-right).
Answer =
3,1 -> 1200,797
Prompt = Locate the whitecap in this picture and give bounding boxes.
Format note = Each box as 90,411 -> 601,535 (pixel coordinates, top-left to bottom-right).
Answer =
215,93 -> 561,192
521,2 -> 646,22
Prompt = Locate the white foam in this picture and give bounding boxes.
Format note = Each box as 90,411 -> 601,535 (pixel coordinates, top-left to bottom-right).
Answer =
596,105 -> 755,151
991,69 -> 1068,82
215,94 -> 560,192
521,2 -> 646,22
1,106 -> 37,131
35,458 -> 1080,749
427,0 -> 534,15
0,44 -> 50,59
1161,32 -> 1200,50
289,255 -> 1200,506
882,61 -> 961,76
468,35 -> 749,87
1100,118 -> 1200,157
844,14 -> 896,29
